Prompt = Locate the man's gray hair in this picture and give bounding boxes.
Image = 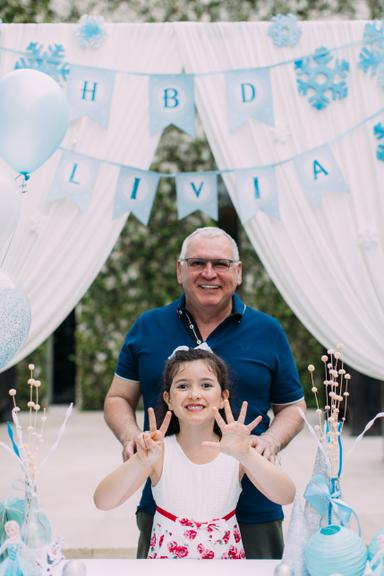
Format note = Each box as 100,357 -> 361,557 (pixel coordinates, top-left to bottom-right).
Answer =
179,227 -> 240,261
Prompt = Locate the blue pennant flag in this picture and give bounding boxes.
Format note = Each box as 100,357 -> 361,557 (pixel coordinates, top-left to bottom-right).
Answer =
66,65 -> 116,128
176,172 -> 218,220
49,150 -> 100,210
235,166 -> 279,223
150,74 -> 195,136
294,144 -> 349,207
225,68 -> 274,131
113,167 -> 159,225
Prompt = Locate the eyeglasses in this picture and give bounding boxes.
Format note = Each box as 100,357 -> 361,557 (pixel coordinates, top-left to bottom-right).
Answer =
180,258 -> 239,271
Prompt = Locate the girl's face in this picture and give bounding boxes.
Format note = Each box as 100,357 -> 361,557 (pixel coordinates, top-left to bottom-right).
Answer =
163,360 -> 228,425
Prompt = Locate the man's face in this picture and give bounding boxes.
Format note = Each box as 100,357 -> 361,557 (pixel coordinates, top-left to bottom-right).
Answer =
176,234 -> 242,313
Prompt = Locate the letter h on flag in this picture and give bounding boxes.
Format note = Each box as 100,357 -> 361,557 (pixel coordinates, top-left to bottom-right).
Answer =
66,65 -> 116,128
149,74 -> 195,137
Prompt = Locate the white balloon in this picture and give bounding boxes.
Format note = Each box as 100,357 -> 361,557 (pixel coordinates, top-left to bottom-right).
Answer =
0,165 -> 21,251
62,560 -> 87,576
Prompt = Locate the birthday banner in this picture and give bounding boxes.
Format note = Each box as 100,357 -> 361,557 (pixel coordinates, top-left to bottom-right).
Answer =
2,17 -> 384,225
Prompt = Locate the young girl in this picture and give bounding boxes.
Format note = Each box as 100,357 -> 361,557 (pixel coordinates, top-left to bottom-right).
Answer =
94,348 -> 295,559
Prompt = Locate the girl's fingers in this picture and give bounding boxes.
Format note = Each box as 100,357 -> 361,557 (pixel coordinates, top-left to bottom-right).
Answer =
247,415 -> 263,433
224,399 -> 234,423
159,410 -> 172,436
213,406 -> 226,430
148,407 -> 157,433
237,401 -> 248,424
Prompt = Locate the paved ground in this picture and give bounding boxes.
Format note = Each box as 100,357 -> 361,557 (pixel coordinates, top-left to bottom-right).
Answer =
0,407 -> 383,558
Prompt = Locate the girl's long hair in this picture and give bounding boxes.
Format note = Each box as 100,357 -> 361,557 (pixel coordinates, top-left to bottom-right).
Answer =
155,348 -> 232,437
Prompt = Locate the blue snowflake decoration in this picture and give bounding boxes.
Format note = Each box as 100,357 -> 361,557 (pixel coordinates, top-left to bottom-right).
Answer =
75,15 -> 107,49
15,42 -> 70,83
373,122 -> 384,161
268,14 -> 302,48
358,19 -> 384,88
294,46 -> 350,110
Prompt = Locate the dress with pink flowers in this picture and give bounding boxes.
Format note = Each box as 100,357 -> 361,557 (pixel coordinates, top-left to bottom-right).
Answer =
148,434 -> 245,560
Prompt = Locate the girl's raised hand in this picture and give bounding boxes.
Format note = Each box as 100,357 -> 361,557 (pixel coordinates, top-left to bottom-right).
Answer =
136,408 -> 172,466
202,400 -> 262,457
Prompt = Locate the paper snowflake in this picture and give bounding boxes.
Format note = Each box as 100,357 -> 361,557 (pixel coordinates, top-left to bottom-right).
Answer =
15,42 -> 70,83
75,14 -> 107,49
294,46 -> 350,110
359,19 -> 384,87
268,14 -> 302,48
373,122 -> 384,161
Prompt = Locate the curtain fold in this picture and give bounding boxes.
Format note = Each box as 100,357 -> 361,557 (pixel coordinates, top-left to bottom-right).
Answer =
1,23 -> 183,365
174,21 -> 384,378
1,22 -> 383,380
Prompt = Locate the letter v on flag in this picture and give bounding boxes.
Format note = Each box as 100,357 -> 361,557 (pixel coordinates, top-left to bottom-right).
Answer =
176,172 -> 218,220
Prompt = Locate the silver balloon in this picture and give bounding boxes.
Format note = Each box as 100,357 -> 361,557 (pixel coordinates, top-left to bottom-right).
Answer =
273,562 -> 294,576
62,560 -> 87,576
0,269 -> 31,369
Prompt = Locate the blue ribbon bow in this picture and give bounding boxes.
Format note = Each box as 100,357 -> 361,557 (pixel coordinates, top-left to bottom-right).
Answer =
304,474 -> 361,535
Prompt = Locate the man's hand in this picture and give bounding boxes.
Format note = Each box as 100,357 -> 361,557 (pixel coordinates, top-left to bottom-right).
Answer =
251,432 -> 280,463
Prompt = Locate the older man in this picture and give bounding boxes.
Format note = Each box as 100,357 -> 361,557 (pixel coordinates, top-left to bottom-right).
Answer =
104,226 -> 306,559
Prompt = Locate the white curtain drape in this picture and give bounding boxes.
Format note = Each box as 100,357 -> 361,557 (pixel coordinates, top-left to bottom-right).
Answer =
1,22 -> 383,379
174,21 -> 384,379
1,23 -> 183,364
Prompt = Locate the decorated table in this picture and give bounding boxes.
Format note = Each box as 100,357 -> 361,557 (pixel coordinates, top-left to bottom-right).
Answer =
69,559 -> 279,575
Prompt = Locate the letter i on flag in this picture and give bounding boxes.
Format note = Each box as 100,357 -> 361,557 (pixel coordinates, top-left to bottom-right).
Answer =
235,167 -> 279,223
113,166 -> 159,225
149,74 -> 195,136
176,172 -> 218,220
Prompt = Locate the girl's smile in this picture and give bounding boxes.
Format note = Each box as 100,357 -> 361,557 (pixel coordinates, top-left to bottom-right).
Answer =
163,360 -> 228,423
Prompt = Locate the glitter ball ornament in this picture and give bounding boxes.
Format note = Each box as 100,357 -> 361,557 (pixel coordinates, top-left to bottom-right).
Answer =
62,559 -> 87,576
0,269 -> 31,369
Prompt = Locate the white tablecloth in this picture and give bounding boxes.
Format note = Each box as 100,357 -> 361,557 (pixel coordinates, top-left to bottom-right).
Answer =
77,559 -> 279,575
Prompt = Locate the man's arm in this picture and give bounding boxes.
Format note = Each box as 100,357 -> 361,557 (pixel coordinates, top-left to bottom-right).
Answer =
104,375 -> 142,461
253,399 -> 307,461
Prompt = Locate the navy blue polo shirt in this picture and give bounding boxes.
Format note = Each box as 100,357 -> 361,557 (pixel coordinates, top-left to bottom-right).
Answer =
115,293 -> 303,524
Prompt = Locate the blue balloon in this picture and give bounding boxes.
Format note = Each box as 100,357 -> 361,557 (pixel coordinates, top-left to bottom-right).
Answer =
0,69 -> 70,175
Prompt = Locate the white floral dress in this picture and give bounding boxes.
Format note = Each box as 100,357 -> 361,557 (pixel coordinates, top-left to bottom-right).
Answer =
148,435 -> 245,560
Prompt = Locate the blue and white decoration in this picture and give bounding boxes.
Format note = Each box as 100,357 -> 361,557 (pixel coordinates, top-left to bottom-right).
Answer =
359,19 -> 384,88
15,42 -> 70,84
149,74 -> 195,136
368,530 -> 384,575
176,172 -> 218,220
49,150 -> 100,211
0,270 -> 31,370
66,65 -> 116,128
295,46 -> 350,110
113,166 -> 160,225
235,167 -> 279,223
373,122 -> 384,160
267,14 -> 302,48
304,525 -> 367,576
75,15 -> 107,49
293,144 -> 349,207
225,69 -> 274,131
